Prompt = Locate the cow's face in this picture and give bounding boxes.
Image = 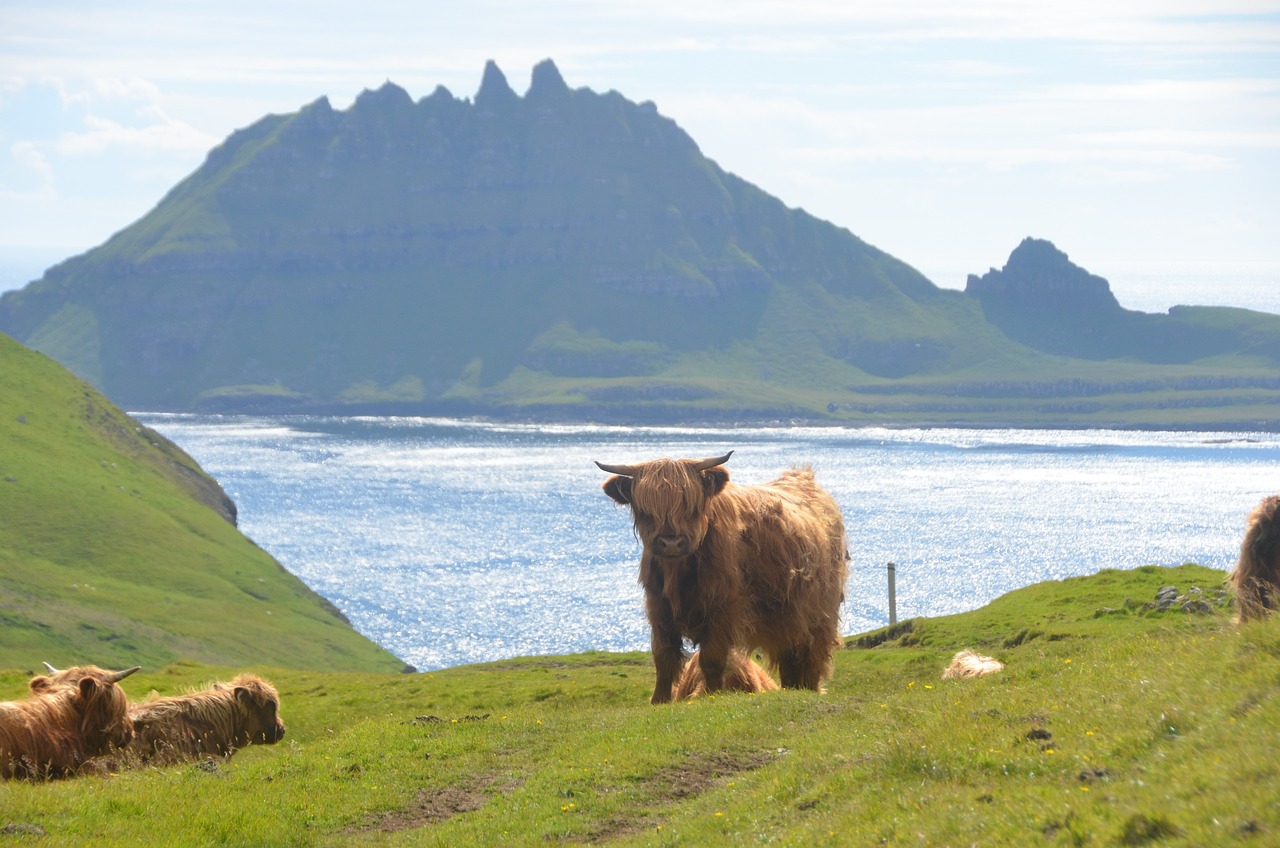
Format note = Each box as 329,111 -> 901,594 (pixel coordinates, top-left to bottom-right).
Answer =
32,668 -> 137,753
233,677 -> 287,745
598,454 -> 732,559
75,674 -> 136,752
30,665 -> 139,752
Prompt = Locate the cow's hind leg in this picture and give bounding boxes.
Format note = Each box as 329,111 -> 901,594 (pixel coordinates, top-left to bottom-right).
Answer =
776,641 -> 831,692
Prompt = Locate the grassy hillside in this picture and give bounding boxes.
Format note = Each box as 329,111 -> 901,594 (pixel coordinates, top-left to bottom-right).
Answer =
2,564 -> 1276,846
0,331 -> 404,673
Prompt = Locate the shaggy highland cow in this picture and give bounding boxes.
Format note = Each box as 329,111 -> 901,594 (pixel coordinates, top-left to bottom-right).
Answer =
126,674 -> 286,764
597,452 -> 848,704
672,649 -> 779,700
1230,494 -> 1280,621
34,661 -> 140,690
1,665 -> 138,779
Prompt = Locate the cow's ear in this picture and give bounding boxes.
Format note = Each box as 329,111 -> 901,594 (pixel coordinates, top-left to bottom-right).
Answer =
28,676 -> 54,694
702,467 -> 730,497
235,687 -> 255,707
78,677 -> 100,700
603,475 -> 633,505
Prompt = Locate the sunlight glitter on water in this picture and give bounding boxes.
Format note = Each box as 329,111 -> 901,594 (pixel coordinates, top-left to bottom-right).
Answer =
140,414 -> 1279,671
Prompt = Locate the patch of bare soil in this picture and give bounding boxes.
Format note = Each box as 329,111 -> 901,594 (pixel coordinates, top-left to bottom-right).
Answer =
653,749 -> 777,800
566,749 -> 780,844
347,774 -> 521,834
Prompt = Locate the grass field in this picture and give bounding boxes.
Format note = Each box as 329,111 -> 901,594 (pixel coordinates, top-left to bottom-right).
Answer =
2,563 -> 1275,846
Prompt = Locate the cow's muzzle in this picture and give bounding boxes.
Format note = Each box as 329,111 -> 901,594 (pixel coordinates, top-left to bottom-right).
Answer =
653,534 -> 691,558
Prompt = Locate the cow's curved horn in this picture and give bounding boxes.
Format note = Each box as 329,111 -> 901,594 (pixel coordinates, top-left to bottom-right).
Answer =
109,666 -> 141,683
692,451 -> 734,471
595,460 -> 642,476
43,662 -> 61,674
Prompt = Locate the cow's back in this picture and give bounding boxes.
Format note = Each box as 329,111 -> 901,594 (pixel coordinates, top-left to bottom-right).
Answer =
721,467 -> 848,653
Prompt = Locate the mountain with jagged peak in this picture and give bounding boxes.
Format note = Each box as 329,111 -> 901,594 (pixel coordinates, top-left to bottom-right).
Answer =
2,60 -> 1279,427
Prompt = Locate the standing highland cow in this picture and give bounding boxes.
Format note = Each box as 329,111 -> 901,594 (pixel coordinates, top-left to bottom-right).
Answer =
1,665 -> 138,779
126,674 -> 286,764
1230,494 -> 1280,621
597,452 -> 848,704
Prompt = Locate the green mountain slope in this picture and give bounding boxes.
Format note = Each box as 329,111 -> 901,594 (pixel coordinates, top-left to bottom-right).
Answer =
1,60 -> 1278,427
0,331 -> 405,672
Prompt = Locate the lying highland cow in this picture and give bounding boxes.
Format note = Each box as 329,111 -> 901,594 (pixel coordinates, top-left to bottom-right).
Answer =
126,674 -> 286,764
597,452 -> 848,704
1230,494 -> 1280,621
35,661 -> 141,690
941,650 -> 1005,680
1,665 -> 138,779
672,649 -> 779,700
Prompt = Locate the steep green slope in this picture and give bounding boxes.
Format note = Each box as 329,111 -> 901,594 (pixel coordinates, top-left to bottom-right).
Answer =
0,331 -> 404,672
2,564 -> 1275,845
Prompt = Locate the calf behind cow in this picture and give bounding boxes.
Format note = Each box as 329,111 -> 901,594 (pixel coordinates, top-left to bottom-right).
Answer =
672,649 -> 779,700
1,665 -> 138,779
598,452 -> 848,704
127,674 -> 286,764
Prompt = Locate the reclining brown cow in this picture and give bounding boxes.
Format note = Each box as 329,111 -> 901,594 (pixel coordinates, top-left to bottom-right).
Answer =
126,674 -> 286,764
1,665 -> 138,779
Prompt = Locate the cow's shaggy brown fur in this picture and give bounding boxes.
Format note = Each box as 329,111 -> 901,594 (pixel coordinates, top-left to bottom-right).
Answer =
941,650 -> 1004,680
126,674 -> 286,764
598,452 -> 848,704
1230,495 -> 1280,621
672,649 -> 779,700
1,666 -> 136,779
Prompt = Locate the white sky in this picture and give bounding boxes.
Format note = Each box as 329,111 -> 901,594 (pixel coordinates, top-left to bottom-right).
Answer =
2,0 -> 1279,299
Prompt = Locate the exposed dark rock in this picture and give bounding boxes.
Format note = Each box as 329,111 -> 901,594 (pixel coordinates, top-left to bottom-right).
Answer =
527,58 -> 570,101
966,237 -> 1121,314
965,237 -> 1255,363
475,59 -> 519,108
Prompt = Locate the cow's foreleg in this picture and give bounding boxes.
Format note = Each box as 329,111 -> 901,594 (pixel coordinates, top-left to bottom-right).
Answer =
647,597 -> 684,705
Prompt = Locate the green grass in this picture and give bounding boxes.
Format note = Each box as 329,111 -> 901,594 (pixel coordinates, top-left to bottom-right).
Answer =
2,564 -> 1276,846
0,332 -> 403,673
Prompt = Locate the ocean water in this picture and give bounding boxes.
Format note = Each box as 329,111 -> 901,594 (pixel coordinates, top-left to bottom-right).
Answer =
138,415 -> 1279,672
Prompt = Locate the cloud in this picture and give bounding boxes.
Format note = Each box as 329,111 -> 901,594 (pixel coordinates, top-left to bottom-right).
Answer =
0,0 -> 1276,265
55,113 -> 216,156
2,140 -> 57,199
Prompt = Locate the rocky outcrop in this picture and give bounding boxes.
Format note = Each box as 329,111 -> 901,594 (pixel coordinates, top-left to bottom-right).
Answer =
962,237 -> 1269,363
966,238 -> 1121,315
